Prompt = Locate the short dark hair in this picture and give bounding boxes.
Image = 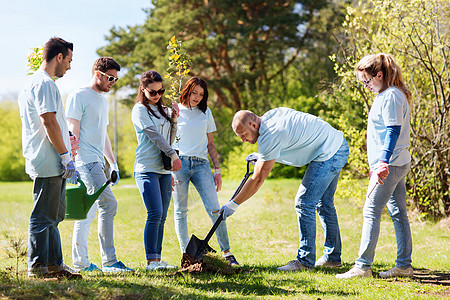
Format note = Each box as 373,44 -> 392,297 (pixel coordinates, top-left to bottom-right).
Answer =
43,37 -> 73,62
92,57 -> 121,74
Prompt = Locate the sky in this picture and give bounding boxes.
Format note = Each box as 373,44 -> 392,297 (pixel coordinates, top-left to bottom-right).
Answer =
0,0 -> 150,100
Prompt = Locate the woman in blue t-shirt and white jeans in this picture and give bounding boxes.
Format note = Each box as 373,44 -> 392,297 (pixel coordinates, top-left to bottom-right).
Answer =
172,77 -> 239,266
337,53 -> 413,279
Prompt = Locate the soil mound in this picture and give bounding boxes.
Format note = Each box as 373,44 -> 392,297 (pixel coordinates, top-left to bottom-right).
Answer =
173,253 -> 240,275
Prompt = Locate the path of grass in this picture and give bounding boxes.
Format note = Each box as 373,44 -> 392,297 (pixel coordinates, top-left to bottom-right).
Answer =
0,177 -> 449,299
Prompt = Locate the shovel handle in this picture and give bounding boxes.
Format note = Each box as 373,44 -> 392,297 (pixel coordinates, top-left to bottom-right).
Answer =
195,163 -> 254,259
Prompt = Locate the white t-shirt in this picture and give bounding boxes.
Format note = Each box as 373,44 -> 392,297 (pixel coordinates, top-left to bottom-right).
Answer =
173,105 -> 216,160
258,107 -> 344,166
65,86 -> 109,166
131,103 -> 172,174
367,86 -> 411,168
18,70 -> 70,178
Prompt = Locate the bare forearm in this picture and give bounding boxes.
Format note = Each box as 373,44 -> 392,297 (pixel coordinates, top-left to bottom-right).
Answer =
41,113 -> 67,154
104,134 -> 116,165
232,176 -> 265,205
207,133 -> 220,168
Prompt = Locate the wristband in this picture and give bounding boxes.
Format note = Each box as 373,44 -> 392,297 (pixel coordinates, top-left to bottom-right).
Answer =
111,162 -> 119,171
227,200 -> 240,210
214,167 -> 221,175
60,151 -> 70,161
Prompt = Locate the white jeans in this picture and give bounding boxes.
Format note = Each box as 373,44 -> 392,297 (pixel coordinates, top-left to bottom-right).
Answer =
72,162 -> 118,269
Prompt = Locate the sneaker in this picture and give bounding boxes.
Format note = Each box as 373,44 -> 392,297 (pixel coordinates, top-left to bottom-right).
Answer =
277,260 -> 312,271
224,255 -> 240,267
102,261 -> 134,272
159,261 -> 177,269
336,266 -> 372,279
145,261 -> 163,270
48,269 -> 82,280
81,263 -> 101,272
315,257 -> 342,268
145,261 -> 177,270
379,266 -> 414,278
63,264 -> 77,273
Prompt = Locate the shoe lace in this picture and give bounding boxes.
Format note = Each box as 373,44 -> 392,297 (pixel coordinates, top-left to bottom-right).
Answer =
288,260 -> 300,266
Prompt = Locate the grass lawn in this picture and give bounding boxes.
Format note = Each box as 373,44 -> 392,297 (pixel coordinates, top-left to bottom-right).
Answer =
0,176 -> 449,299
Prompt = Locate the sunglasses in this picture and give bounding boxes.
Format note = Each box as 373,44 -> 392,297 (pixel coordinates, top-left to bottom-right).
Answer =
145,88 -> 165,97
98,71 -> 119,83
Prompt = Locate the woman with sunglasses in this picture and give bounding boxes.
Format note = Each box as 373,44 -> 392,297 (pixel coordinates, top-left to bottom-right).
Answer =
336,53 -> 413,279
131,70 -> 181,270
171,77 -> 239,266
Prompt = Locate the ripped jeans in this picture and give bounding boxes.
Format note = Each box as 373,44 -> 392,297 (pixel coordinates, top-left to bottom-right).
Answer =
172,156 -> 230,253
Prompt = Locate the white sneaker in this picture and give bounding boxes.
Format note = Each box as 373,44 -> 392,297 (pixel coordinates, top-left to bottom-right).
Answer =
159,261 -> 177,269
315,257 -> 342,268
145,261 -> 178,270
336,266 -> 372,279
145,261 -> 163,270
277,260 -> 312,271
379,266 -> 414,278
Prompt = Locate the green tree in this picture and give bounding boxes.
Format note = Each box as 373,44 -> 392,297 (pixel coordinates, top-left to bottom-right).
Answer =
330,0 -> 450,218
98,0 -> 331,111
0,102 -> 28,181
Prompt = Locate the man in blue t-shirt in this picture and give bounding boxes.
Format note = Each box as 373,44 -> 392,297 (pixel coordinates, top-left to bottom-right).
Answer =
18,37 -> 81,279
66,57 -> 133,273
220,108 -> 349,271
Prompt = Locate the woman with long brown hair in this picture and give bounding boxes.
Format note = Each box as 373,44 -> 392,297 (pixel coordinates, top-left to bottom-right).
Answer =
172,76 -> 239,266
131,70 -> 181,270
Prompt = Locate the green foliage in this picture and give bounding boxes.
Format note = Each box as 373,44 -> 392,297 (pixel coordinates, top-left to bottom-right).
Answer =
26,46 -> 43,75
0,102 -> 28,181
165,36 -> 191,103
108,101 -> 137,178
330,0 -> 450,218
98,1 -> 331,111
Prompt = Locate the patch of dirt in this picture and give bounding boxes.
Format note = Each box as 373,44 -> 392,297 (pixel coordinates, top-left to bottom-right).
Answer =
170,253 -> 241,275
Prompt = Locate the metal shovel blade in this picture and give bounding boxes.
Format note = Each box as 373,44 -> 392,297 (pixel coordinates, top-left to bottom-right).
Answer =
185,234 -> 216,260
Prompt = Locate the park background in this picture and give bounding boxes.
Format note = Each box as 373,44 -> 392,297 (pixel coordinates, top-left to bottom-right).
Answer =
0,0 -> 449,299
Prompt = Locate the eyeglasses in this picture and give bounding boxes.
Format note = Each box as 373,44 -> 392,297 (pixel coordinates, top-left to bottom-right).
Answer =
145,88 -> 165,97
362,77 -> 374,86
98,71 -> 119,83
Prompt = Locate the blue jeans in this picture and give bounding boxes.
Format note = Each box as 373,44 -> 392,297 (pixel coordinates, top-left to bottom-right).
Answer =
135,172 -> 172,260
72,162 -> 118,269
355,162 -> 412,270
28,176 -> 66,274
172,156 -> 230,253
295,139 -> 349,268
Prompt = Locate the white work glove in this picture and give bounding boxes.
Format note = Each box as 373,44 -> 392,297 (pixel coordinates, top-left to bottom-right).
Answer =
245,152 -> 261,165
110,163 -> 120,186
60,152 -> 76,179
220,200 -> 239,220
67,171 -> 80,185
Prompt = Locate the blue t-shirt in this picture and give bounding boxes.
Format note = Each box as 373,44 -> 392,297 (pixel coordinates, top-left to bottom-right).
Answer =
65,86 -> 109,166
18,70 -> 70,178
131,103 -> 172,174
367,86 -> 411,168
258,107 -> 344,166
173,106 -> 216,160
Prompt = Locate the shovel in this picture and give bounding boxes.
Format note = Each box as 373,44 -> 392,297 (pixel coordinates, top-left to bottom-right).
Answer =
185,154 -> 259,261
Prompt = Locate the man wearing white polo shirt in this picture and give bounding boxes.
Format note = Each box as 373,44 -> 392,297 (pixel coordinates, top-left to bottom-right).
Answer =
220,107 -> 349,271
66,57 -> 133,273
